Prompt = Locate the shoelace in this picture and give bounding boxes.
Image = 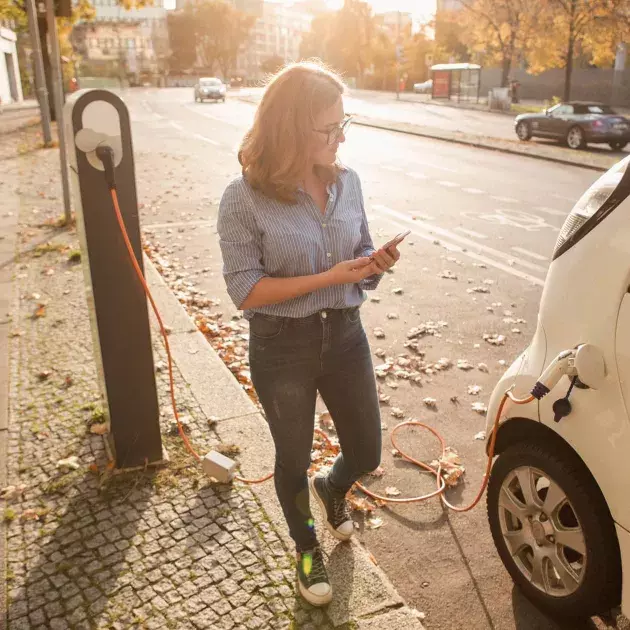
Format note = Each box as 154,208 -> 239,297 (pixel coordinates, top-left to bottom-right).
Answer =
331,495 -> 351,526
301,546 -> 329,584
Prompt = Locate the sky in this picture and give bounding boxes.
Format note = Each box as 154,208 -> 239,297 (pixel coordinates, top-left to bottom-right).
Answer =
163,0 -> 438,23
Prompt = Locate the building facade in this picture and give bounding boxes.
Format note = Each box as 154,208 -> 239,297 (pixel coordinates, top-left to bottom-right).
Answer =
236,2 -> 314,81
436,0 -> 463,11
0,24 -> 23,105
73,0 -> 169,83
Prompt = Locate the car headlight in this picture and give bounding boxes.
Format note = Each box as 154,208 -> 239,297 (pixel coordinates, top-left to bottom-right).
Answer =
553,155 -> 630,259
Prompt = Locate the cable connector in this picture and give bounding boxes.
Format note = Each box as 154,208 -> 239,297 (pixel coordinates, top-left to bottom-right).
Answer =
95,145 -> 116,190
530,349 -> 576,400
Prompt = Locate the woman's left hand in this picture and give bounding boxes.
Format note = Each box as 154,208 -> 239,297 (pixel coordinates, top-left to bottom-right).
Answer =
370,245 -> 400,273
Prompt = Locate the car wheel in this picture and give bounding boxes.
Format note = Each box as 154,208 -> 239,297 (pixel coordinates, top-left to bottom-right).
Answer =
609,141 -> 627,151
566,126 -> 586,150
516,121 -> 532,141
487,441 -> 621,619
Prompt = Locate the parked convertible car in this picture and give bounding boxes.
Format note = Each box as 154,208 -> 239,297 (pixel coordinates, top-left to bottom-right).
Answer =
514,102 -> 630,151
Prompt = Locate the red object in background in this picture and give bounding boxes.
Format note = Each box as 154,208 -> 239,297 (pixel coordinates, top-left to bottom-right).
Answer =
432,71 -> 450,99
69,78 -> 78,93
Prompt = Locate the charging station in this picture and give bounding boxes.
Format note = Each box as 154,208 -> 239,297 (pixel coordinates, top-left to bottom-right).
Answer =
64,89 -> 164,470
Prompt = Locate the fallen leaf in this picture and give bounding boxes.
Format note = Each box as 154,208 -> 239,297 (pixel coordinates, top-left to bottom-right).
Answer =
385,486 -> 401,497
89,423 -> 108,435
88,463 -> 99,474
450,396 -> 459,404
474,431 -> 487,441
366,516 -> 384,529
392,288 -> 403,295
390,407 -> 405,419
378,392 -> 391,405
374,348 -> 386,358
472,402 -> 488,415
44,268 -> 55,276
467,286 -> 490,294
33,304 -> 46,318
10,330 -> 24,338
38,370 -> 52,381
0,485 -> 26,500
483,334 -> 506,346
423,397 -> 437,410
318,411 -> 334,431
478,363 -> 489,373
21,509 -> 40,521
368,466 -> 386,478
468,385 -> 482,396
370,296 -> 381,303
62,375 -> 73,389
56,456 -> 80,471
386,313 -> 399,320
457,359 -> 474,371
373,327 -> 385,339
440,270 -> 458,280
437,447 -> 465,487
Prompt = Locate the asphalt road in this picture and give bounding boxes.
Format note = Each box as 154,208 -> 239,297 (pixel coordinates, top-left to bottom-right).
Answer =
123,87 -> 625,630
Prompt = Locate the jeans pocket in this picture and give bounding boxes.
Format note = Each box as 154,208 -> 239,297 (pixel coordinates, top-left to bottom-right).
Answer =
249,314 -> 285,340
344,307 -> 361,324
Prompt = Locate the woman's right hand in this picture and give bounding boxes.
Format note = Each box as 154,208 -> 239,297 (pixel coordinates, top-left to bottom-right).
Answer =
326,257 -> 377,286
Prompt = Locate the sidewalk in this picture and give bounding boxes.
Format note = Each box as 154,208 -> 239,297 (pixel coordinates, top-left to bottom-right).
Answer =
0,121 -> 426,628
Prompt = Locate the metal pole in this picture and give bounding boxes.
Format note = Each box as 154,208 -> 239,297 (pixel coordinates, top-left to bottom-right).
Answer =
395,10 -> 400,100
25,0 -> 52,145
46,0 -> 72,224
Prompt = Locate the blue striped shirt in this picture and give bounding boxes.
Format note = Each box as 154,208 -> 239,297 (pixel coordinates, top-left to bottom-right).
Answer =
217,166 -> 382,319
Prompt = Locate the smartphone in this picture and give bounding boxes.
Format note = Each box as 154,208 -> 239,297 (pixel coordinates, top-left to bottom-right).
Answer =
380,230 -> 411,252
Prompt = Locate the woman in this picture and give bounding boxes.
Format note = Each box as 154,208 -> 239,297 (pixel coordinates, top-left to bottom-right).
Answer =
217,61 -> 401,607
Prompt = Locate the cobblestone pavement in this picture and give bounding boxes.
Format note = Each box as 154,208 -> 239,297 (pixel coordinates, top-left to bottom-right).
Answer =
1,135 -> 334,629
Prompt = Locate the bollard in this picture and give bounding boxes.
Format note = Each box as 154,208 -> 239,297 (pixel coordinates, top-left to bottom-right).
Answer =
64,89 -> 165,470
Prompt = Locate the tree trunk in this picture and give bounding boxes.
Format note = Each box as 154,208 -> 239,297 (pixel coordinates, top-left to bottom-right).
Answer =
38,17 -> 57,122
501,55 -> 511,88
564,35 -> 575,101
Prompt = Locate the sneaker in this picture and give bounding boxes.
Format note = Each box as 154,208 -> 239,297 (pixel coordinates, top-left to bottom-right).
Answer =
296,546 -> 332,606
309,474 -> 354,541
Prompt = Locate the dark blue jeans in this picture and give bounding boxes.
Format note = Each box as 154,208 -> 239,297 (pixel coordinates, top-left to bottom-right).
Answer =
249,307 -> 382,551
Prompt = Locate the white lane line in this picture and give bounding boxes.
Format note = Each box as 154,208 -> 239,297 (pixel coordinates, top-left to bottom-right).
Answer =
512,246 -> 548,261
536,206 -> 568,217
437,180 -> 459,188
372,204 -> 547,276
193,133 -> 220,146
372,213 -> 545,286
407,172 -> 427,180
413,159 -> 458,173
462,187 -> 485,195
491,195 -> 518,204
411,212 -> 434,221
456,227 -> 487,239
169,121 -> 184,131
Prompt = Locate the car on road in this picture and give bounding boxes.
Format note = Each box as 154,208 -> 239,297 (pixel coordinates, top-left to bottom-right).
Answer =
413,79 -> 433,94
194,77 -> 226,103
514,102 -> 630,151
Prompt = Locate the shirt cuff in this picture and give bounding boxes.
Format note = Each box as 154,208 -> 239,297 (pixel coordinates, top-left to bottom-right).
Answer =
225,269 -> 266,309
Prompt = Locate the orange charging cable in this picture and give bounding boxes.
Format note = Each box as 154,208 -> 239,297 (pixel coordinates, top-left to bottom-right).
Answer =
110,187 -> 535,507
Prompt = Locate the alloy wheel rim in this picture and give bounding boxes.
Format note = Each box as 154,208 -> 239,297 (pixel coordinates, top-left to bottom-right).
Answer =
498,466 -> 586,598
568,128 -> 582,148
517,123 -> 529,139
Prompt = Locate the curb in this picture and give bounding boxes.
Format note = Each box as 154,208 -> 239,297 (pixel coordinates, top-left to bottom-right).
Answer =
142,255 -> 427,629
352,117 -> 613,173
235,94 -> 614,173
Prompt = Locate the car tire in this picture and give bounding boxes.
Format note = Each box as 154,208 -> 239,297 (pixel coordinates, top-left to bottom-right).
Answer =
515,121 -> 532,141
487,441 -> 621,619
222,97 -> 226,103
566,126 -> 586,150
610,141 -> 628,151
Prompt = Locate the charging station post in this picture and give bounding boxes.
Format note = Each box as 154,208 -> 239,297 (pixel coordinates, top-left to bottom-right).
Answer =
64,89 -> 165,470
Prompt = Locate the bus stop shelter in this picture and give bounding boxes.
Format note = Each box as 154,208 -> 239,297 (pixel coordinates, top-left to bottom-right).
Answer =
431,63 -> 482,103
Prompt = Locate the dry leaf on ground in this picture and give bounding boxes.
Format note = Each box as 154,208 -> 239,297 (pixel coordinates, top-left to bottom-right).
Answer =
366,516 -> 384,529
0,485 -> 26,500
56,456 -> 80,471
385,486 -> 401,497
89,423 -> 108,435
472,402 -> 488,415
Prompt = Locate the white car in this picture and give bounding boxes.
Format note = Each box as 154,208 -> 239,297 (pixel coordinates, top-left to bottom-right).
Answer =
485,155 -> 630,619
413,79 -> 433,94
194,77 -> 226,103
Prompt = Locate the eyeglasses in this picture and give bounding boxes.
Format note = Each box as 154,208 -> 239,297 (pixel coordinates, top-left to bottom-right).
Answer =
314,115 -> 353,145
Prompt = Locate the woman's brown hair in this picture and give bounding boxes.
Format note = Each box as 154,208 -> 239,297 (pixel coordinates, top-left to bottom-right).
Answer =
238,60 -> 345,203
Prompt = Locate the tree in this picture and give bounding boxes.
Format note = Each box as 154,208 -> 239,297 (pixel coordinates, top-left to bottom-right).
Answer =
433,10 -> 469,63
167,6 -> 196,72
457,0 -> 538,87
371,30 -> 395,90
299,12 -> 335,60
260,54 -> 284,75
529,0 -> 630,101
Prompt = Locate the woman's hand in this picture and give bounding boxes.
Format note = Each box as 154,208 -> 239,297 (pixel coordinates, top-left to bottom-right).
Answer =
370,245 -> 400,273
326,257 -> 377,286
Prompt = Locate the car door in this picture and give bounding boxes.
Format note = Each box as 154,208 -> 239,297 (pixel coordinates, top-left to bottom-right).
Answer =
547,104 -> 574,137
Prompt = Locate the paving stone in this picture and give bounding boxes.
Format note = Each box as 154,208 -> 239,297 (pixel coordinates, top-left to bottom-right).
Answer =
212,598 -> 233,616
191,608 -> 220,629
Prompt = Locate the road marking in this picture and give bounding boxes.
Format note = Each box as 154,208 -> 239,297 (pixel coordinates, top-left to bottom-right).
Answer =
456,227 -> 487,239
193,133 -> 220,146
491,195 -> 518,204
406,172 -> 427,180
512,246 -> 548,261
184,104 -> 242,127
536,206 -> 568,218
437,180 -> 459,188
372,204 -> 547,277
413,159 -> 458,173
372,211 -> 545,286
462,187 -> 485,195
169,121 -> 184,131
411,212 -> 434,221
